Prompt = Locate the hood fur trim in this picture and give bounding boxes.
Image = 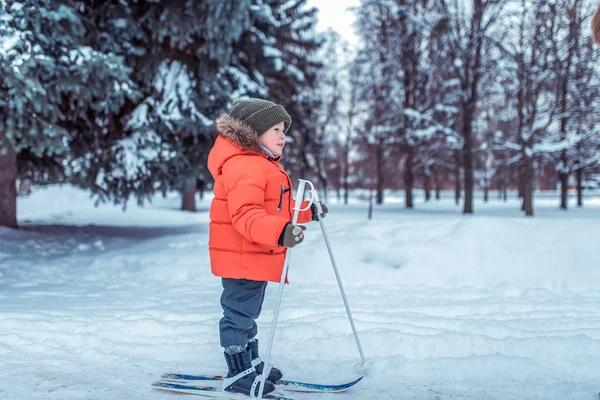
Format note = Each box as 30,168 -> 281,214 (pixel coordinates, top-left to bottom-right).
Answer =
215,113 -> 263,153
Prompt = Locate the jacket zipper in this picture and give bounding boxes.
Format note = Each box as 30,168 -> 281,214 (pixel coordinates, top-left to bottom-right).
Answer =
275,163 -> 293,215
277,183 -> 285,212
277,184 -> 291,212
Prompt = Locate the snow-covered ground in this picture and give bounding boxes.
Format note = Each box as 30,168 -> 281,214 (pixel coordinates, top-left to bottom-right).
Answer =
1,185 -> 599,400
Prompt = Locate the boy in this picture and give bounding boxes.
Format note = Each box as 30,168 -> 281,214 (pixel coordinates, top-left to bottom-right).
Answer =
207,98 -> 328,396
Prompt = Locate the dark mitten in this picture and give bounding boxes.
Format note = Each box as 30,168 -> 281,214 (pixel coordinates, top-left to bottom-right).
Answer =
311,201 -> 328,221
278,223 -> 306,247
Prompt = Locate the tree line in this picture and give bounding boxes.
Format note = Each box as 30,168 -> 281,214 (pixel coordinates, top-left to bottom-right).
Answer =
318,0 -> 600,217
1,0 -> 599,229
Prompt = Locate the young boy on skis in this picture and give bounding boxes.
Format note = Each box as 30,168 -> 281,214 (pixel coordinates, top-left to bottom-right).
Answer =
207,98 -> 328,397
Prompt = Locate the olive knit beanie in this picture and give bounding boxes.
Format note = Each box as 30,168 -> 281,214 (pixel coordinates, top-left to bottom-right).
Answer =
229,98 -> 292,136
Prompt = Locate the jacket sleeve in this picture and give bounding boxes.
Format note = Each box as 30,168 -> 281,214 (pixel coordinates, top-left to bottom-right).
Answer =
296,200 -> 314,224
223,156 -> 289,246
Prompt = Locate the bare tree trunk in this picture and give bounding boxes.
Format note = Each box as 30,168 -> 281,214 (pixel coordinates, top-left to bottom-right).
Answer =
523,156 -> 534,216
424,171 -> 431,202
454,151 -> 461,206
460,5 -> 484,215
182,180 -> 197,212
376,139 -> 384,205
320,176 -> 328,203
343,141 -> 350,205
0,132 -> 18,229
519,161 -> 526,209
521,172 -> 526,211
558,172 -> 569,212
576,167 -> 583,207
559,151 -> 568,210
432,166 -> 441,200
497,168 -> 503,200
197,179 -> 206,201
499,168 -> 508,202
503,168 -> 508,202
368,189 -> 373,220
462,119 -> 474,214
343,178 -> 349,205
368,143 -> 375,220
404,146 -> 413,208
483,181 -> 489,203
483,170 -> 489,203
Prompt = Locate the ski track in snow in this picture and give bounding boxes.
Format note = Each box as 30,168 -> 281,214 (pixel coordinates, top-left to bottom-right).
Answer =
0,186 -> 599,399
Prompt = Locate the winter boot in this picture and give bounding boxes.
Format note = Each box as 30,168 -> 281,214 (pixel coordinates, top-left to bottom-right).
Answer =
223,349 -> 275,397
247,339 -> 283,382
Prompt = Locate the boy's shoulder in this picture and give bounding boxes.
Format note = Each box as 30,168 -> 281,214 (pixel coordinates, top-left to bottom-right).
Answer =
222,153 -> 271,172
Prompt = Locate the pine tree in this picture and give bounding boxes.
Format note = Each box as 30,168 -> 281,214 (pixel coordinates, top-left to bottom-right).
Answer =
72,1 -> 257,211
0,0 -> 138,228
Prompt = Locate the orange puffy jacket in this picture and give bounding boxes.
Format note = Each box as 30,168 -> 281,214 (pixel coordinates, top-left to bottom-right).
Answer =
207,113 -> 313,282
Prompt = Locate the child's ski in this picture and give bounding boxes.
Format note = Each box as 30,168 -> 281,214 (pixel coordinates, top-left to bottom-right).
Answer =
160,372 -> 363,393
151,381 -> 294,400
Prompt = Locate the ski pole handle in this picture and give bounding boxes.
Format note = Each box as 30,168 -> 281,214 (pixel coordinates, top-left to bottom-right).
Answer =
295,179 -> 315,212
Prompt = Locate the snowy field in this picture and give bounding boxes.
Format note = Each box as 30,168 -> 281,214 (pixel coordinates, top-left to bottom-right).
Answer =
1,185 -> 599,400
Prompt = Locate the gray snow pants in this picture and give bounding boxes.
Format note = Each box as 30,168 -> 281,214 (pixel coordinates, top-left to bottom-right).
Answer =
219,278 -> 268,351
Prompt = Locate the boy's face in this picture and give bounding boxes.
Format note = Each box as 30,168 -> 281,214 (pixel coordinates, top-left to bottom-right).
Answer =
259,121 -> 286,156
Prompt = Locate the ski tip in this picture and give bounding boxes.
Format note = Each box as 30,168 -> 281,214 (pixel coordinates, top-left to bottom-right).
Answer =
342,375 -> 363,386
151,381 -> 175,390
276,375 -> 363,392
152,381 -> 193,389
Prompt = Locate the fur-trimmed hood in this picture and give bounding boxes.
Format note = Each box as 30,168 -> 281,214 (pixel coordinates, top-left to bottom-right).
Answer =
208,113 -> 275,180
215,113 -> 263,154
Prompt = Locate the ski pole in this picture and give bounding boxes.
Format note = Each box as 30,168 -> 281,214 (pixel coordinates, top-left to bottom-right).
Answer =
257,179 -> 315,399
312,189 -> 366,368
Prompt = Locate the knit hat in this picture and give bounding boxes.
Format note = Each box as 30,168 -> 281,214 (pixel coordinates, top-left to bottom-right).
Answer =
229,98 -> 292,136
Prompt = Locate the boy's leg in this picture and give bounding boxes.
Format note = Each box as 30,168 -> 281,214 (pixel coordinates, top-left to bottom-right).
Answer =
220,278 -> 273,396
247,280 -> 268,340
244,281 -> 283,382
220,278 -> 268,352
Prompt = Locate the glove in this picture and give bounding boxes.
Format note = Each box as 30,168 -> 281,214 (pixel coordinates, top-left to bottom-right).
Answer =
278,223 -> 307,248
311,201 -> 328,221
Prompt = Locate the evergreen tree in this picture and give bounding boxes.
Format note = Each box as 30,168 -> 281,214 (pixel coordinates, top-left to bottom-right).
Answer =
0,0 -> 138,228
77,1 -> 255,211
